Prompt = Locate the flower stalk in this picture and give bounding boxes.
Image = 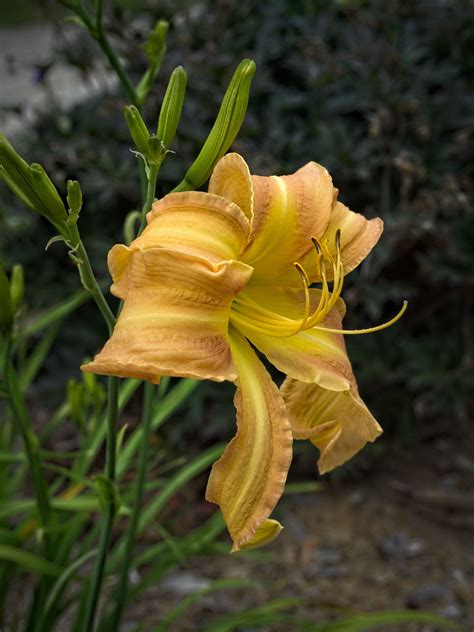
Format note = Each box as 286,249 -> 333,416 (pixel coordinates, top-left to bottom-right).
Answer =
79,376 -> 119,632
108,381 -> 154,631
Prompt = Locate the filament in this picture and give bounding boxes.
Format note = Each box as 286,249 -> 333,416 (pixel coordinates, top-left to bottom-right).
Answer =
230,228 -> 407,339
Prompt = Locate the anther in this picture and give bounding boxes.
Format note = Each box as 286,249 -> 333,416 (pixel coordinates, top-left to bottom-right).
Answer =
294,262 -> 310,286
311,237 -> 322,255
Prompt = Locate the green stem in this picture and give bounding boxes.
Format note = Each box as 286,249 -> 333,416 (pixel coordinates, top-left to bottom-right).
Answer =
79,376 -> 119,632
3,340 -> 52,547
68,226 -> 115,334
108,381 -> 154,631
106,158 -> 158,631
94,0 -> 138,106
70,0 -> 137,105
138,164 -> 159,234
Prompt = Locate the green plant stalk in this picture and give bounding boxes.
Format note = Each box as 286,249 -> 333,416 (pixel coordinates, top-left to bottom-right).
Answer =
3,341 -> 52,547
108,381 -> 155,632
106,160 -> 159,629
79,376 -> 119,632
73,0 -> 137,106
95,24 -> 137,106
138,163 -> 159,233
68,228 -> 116,334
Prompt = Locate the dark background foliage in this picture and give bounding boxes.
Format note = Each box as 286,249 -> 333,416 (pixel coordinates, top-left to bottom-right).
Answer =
1,0 -> 473,453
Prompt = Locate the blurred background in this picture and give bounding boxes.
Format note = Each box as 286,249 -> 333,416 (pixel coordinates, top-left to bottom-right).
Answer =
0,0 -> 473,629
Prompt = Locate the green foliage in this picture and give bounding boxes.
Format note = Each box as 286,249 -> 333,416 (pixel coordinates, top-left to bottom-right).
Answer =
0,2 -> 470,629
2,0 -> 471,438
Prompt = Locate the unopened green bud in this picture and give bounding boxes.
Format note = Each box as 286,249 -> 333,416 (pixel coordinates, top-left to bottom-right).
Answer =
0,135 -> 39,211
67,179 -> 83,217
0,134 -> 68,229
29,164 -> 67,221
124,105 -> 151,155
157,66 -> 187,150
0,263 -> 12,328
174,59 -> 256,192
10,264 -> 24,315
136,20 -> 169,105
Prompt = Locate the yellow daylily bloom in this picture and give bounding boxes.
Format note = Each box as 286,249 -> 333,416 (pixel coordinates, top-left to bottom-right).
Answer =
82,153 -> 403,551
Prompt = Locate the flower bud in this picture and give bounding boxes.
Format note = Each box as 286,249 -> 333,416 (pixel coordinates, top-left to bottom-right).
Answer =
0,263 -> 12,329
29,163 -> 67,220
67,179 -> 83,219
174,59 -> 256,192
0,134 -> 68,229
124,105 -> 151,156
157,66 -> 187,149
10,264 -> 24,315
136,20 -> 169,105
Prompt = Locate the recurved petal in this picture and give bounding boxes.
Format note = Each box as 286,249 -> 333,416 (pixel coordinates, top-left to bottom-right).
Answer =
143,191 -> 250,264
281,378 -> 383,474
108,244 -> 133,299
82,248 -> 253,383
208,153 -> 253,222
231,286 -> 352,391
206,327 -> 293,552
300,199 -> 384,283
240,161 -> 334,286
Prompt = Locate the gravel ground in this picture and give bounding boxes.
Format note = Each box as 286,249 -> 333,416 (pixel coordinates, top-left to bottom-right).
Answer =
124,435 -> 474,631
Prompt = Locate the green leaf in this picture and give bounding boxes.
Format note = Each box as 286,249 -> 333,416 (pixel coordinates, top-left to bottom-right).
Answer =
0,544 -> 61,577
23,288 -> 90,337
19,324 -> 60,391
154,579 -> 256,632
116,378 -> 199,478
9,264 -> 24,314
129,511 -> 226,599
0,263 -> 12,328
312,610 -> 461,632
206,598 -> 305,632
138,444 -> 223,533
43,549 -> 98,622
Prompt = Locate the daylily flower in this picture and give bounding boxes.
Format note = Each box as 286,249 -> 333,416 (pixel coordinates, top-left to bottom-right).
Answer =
82,153 -> 405,551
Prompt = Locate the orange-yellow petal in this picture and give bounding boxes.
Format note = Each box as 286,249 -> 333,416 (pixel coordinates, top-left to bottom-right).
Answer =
108,244 -> 133,299
282,378 -> 382,475
208,153 -> 253,222
206,327 -> 293,552
82,248 -> 253,383
241,162 -> 334,286
300,199 -> 383,283
230,286 -> 352,391
143,191 -> 250,264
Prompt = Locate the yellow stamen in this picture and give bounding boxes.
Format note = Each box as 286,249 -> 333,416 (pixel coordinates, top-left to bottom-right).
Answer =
315,301 -> 408,335
293,262 -> 311,333
231,228 -> 406,340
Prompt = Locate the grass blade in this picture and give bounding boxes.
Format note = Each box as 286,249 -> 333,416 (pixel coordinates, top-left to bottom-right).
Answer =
154,579 -> 255,632
0,544 -> 61,577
